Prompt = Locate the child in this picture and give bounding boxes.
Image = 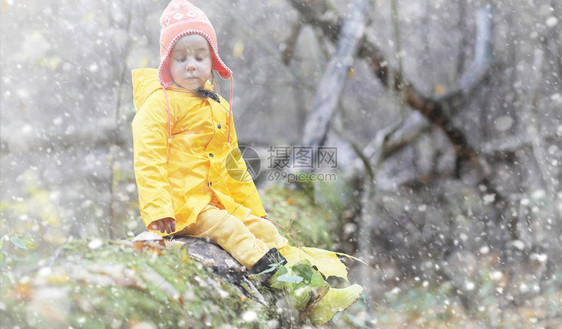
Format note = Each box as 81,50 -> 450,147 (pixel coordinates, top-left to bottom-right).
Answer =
131,0 -> 363,326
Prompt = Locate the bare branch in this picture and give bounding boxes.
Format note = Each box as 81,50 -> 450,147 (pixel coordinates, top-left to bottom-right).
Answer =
282,20 -> 303,65
457,7 -> 493,94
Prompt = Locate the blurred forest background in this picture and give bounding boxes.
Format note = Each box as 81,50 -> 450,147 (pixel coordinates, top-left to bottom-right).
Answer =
1,0 -> 561,327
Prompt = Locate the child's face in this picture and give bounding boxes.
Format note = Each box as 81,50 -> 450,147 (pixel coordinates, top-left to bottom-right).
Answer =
169,34 -> 212,91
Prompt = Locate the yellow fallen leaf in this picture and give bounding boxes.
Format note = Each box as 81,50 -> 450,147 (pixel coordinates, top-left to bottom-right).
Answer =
434,84 -> 446,96
280,246 -> 350,281
335,251 -> 367,265
47,274 -> 71,284
233,41 -> 244,58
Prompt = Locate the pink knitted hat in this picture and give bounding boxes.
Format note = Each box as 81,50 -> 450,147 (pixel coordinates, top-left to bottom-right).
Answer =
158,0 -> 232,87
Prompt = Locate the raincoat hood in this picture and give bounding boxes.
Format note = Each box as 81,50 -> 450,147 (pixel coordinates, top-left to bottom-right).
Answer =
132,68 -> 162,112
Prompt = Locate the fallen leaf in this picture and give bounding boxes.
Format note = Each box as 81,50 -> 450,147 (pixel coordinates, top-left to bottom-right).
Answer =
10,236 -> 28,249
435,84 -> 446,96
12,283 -> 32,300
277,273 -> 304,284
132,241 -> 163,256
233,41 -> 244,58
335,252 -> 367,265
281,246 -> 349,281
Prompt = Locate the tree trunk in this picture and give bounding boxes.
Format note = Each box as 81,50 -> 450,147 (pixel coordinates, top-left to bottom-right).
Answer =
299,0 -> 370,150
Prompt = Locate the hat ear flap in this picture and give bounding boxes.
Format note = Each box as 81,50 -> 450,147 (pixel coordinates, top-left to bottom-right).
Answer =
158,54 -> 174,87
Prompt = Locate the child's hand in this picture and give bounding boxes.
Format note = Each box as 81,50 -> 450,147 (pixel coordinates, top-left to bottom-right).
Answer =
149,217 -> 176,234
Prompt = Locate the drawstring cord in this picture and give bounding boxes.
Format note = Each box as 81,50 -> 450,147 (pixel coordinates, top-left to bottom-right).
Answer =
263,215 -> 301,249
227,76 -> 233,146
162,86 -> 173,144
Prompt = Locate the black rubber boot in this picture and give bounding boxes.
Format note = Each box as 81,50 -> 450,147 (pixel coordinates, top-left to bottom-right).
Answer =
250,248 -> 287,283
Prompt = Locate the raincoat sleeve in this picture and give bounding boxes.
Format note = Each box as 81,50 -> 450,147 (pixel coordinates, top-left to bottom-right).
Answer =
132,94 -> 176,227
226,119 -> 268,218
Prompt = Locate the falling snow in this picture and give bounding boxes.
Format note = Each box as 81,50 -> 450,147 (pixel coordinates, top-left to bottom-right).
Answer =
1,0 -> 562,328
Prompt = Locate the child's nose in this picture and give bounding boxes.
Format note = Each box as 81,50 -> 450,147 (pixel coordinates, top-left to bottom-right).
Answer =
185,58 -> 196,71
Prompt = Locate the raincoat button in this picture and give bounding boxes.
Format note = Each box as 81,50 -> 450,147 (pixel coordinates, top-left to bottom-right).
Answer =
217,124 -> 221,129
209,153 -> 214,157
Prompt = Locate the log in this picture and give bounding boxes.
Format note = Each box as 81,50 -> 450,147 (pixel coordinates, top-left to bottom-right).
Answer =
132,231 -> 267,304
132,231 -> 246,273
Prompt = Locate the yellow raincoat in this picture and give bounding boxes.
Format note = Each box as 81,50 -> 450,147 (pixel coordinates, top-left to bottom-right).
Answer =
131,68 -> 266,234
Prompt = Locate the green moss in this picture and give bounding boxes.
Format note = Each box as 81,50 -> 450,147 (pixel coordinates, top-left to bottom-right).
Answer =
0,239 -> 277,329
261,184 -> 335,249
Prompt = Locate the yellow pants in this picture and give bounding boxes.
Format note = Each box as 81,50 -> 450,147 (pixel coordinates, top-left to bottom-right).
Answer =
177,194 -> 289,269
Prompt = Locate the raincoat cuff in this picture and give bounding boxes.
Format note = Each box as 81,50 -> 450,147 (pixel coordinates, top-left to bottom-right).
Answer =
142,211 -> 176,229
